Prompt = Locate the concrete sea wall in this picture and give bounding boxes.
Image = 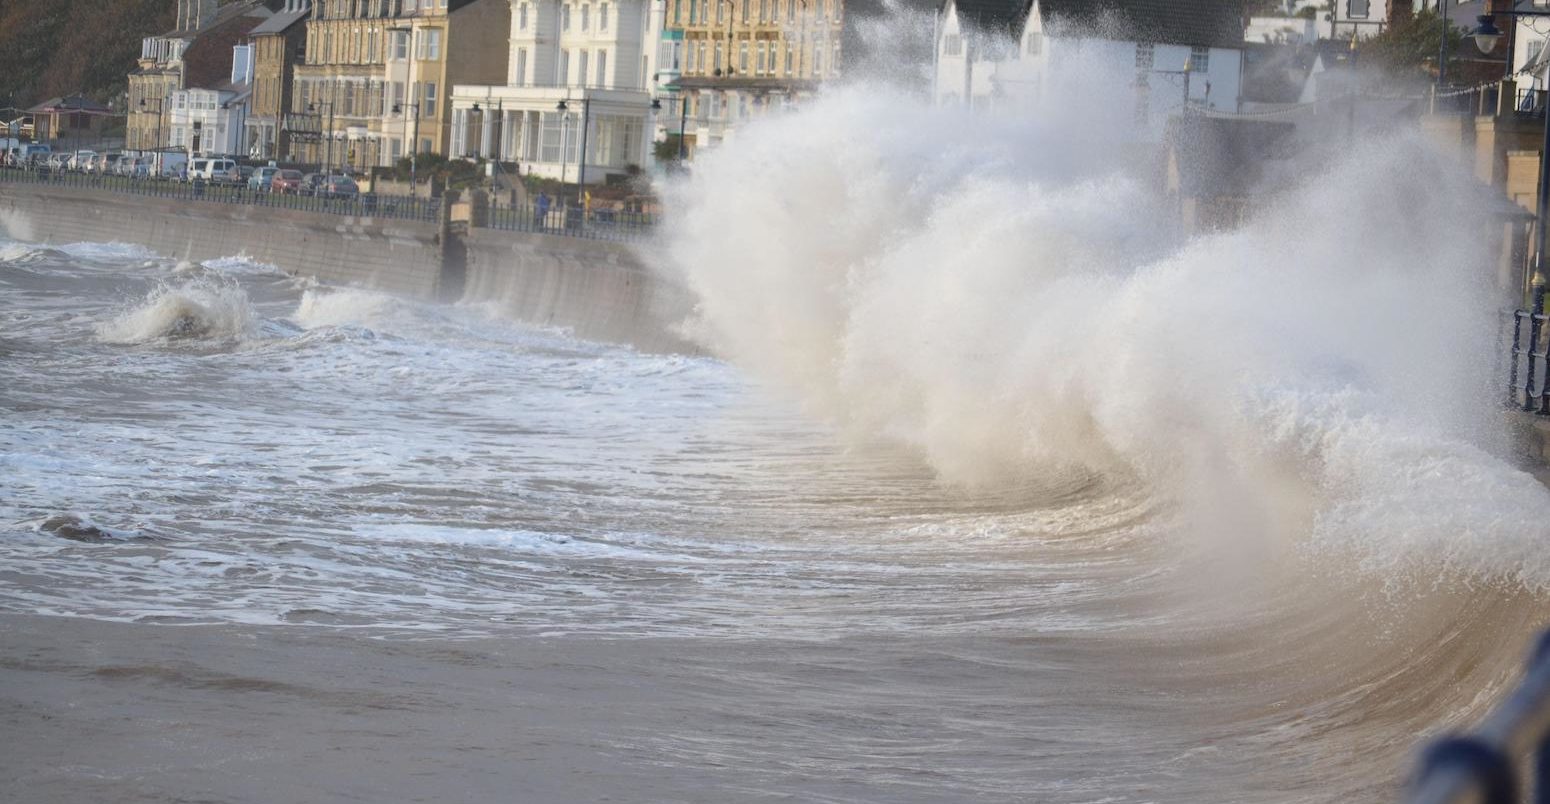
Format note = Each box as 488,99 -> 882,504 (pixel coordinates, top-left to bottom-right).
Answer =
0,182 -> 695,352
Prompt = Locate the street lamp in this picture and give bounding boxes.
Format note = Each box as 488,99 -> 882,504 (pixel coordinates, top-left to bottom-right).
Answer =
556,96 -> 591,215
650,93 -> 690,161
138,96 -> 165,153
392,102 -> 420,197
1472,5 -> 1550,407
308,100 -> 335,175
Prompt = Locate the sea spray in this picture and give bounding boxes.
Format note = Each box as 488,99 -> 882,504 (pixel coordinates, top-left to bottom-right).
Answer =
660,85 -> 1550,590
97,274 -> 256,344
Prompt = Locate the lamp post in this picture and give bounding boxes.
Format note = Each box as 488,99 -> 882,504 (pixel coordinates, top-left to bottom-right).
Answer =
138,96 -> 165,154
308,100 -> 334,175
556,96 -> 591,215
650,91 -> 690,161
392,102 -> 419,197
1473,8 -> 1550,408
1439,0 -> 1451,88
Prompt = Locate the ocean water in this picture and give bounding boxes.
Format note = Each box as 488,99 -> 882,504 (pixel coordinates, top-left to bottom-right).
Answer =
6,85 -> 1550,803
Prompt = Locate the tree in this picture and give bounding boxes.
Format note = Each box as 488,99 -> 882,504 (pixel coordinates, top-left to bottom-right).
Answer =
1359,8 -> 1466,79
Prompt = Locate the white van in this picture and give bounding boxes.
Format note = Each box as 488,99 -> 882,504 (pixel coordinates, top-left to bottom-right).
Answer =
154,152 -> 188,180
188,157 -> 239,184
17,143 -> 51,165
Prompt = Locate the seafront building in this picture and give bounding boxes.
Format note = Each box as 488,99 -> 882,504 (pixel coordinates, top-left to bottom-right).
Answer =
447,0 -> 661,182
247,0 -> 312,161
933,0 -> 1246,137
287,0 -> 508,172
167,42 -> 255,157
128,0 -> 281,152
660,0 -> 845,152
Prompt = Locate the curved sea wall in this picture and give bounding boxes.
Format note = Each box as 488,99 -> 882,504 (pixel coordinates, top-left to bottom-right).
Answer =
0,181 -> 694,352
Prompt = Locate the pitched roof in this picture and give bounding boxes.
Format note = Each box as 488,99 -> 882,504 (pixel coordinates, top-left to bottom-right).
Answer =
1038,0 -> 1247,50
249,7 -> 308,35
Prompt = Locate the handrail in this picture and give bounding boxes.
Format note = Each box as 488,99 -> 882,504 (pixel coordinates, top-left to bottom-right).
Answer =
1409,632 -> 1550,804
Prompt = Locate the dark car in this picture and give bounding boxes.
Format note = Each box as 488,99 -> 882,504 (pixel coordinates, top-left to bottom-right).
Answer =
299,172 -> 327,196
269,169 -> 305,194
322,175 -> 359,199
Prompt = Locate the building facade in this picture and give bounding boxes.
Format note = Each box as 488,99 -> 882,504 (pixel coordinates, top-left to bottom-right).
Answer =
662,0 -> 843,150
26,96 -> 113,145
248,0 -> 311,160
169,44 -> 255,157
448,0 -> 653,182
128,0 -> 280,152
934,0 -> 1246,139
287,0 -> 508,173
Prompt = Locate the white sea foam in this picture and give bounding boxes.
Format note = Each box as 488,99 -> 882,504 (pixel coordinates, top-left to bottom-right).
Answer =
661,85 -> 1550,590
97,275 -> 257,344
292,287 -> 405,330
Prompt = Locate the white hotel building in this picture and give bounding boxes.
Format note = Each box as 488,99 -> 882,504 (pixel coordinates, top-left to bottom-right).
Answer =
449,0 -> 668,182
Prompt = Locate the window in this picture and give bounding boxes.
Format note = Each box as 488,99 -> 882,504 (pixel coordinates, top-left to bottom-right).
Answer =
1135,42 -> 1153,70
600,3 -> 609,30
393,30 -> 409,59
516,48 -> 528,85
540,112 -> 564,163
596,50 -> 607,85
673,0 -> 680,25
686,40 -> 698,72
787,0 -> 794,24
367,30 -> 378,62
562,4 -> 572,29
519,3 -> 528,29
560,49 -> 570,83
739,41 -> 748,73
714,41 -> 723,72
1189,45 -> 1209,72
741,0 -> 749,21
944,34 -> 961,56
579,50 -> 589,85
582,5 -> 590,30
1348,0 -> 1369,19
757,42 -> 767,74
420,29 -> 441,60
422,81 -> 436,117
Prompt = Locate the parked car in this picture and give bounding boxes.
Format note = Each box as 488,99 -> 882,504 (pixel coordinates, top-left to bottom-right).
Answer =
321,175 -> 359,199
188,157 -> 240,184
248,166 -> 280,191
119,157 -> 152,178
299,172 -> 327,196
269,169 -> 305,194
237,165 -> 255,184
66,150 -> 97,171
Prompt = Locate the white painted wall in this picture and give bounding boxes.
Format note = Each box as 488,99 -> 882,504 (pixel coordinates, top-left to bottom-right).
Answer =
933,0 -> 1244,140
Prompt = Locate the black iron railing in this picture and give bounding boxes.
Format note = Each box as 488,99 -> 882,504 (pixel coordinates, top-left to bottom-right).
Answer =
1409,631 -> 1550,804
0,165 -> 441,222
484,203 -> 658,244
1510,309 -> 1550,414
0,165 -> 659,242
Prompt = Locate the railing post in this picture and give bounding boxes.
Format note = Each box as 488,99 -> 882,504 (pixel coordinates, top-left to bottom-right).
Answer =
1527,296 -> 1545,412
1417,737 -> 1518,804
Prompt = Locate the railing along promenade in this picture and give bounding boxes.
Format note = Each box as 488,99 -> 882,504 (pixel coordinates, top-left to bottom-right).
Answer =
1409,632 -> 1550,804
0,165 -> 658,244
